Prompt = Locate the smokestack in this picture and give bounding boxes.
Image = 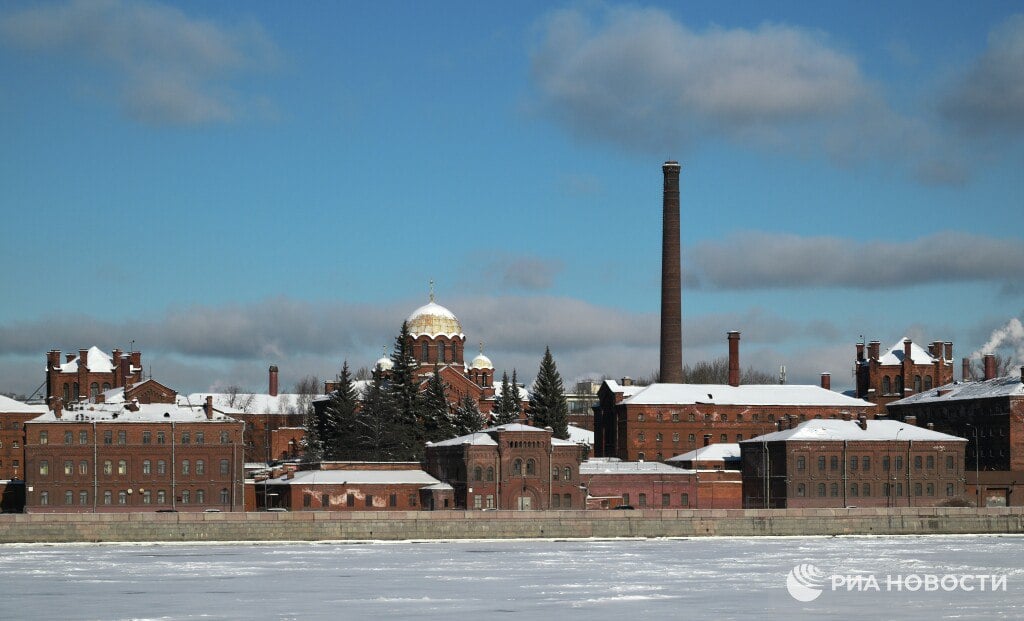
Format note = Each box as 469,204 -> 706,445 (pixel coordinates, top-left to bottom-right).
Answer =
983,354 -> 996,381
727,331 -> 740,387
963,357 -> 971,382
820,373 -> 831,390
944,342 -> 953,361
868,341 -> 880,360
269,365 -> 279,397
659,160 -> 683,384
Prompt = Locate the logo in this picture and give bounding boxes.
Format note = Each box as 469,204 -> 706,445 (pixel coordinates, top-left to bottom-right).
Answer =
787,563 -> 827,602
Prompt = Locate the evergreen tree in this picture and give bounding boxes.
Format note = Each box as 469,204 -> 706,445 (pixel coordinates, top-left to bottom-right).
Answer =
386,321 -> 423,460
322,361 -> 358,460
302,403 -> 325,462
509,368 -> 522,423
421,364 -> 456,442
355,374 -> 398,461
528,347 -> 569,439
453,395 -> 484,435
493,371 -> 518,425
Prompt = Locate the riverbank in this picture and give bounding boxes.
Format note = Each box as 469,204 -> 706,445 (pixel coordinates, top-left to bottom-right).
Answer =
2,506 -> 1023,543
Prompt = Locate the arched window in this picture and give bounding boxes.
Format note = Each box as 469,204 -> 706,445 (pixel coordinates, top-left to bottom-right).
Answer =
914,375 -> 922,392
894,375 -> 904,394
486,467 -> 494,481
924,375 -> 933,390
62,383 -> 69,404
421,341 -> 429,361
882,376 -> 891,394
512,459 -> 522,476
796,456 -> 806,470
89,382 -> 99,399
473,466 -> 482,481
526,459 -> 536,476
73,382 -> 79,399
438,342 -> 446,363
552,467 -> 560,480
830,483 -> 839,497
563,467 -> 571,481
102,382 -> 110,391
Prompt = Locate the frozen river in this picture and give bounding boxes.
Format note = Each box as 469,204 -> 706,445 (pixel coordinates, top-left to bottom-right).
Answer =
1,535 -> 1022,620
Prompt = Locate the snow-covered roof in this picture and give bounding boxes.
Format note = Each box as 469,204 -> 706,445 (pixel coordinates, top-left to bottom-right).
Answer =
601,379 -> 646,398
0,395 -> 48,414
429,423 -> 588,448
56,346 -> 116,373
265,469 -> 441,486
428,431 -> 499,447
580,460 -> 690,475
566,425 -> 594,445
187,392 -> 323,415
621,383 -> 872,407
27,401 -> 237,423
667,443 -> 741,463
890,375 -> 1024,406
877,338 -> 945,366
492,381 -> 529,401
741,418 -> 965,443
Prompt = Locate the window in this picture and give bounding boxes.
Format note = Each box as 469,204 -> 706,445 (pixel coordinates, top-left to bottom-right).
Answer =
688,434 -> 695,444
850,484 -> 859,497
720,434 -> 727,443
64,461 -> 73,475
563,494 -> 571,509
688,413 -> 695,422
157,432 -> 165,445
181,490 -> 190,504
946,455 -> 955,470
563,467 -> 571,481
102,382 -> 110,391
475,494 -> 484,509
638,493 -> 647,507
63,383 -> 70,404
552,494 -> 560,509
849,456 -> 858,471
736,434 -> 743,442
157,490 -> 166,504
103,431 -> 112,445
637,452 -> 645,461
895,456 -> 903,471
410,494 -> 418,508
894,375 -> 903,394
512,459 -> 522,476
486,467 -> 494,482
863,483 -> 870,497
681,493 -> 689,506
818,456 -> 826,471
914,455 -> 923,470
220,489 -> 229,504
157,460 -> 166,475
655,433 -> 663,442
220,431 -> 230,444
830,483 -> 839,497
143,460 -> 151,475
914,375 -> 922,392
474,466 -> 483,481
946,483 -> 954,497
117,430 -> 126,445
662,493 -> 670,507
103,491 -> 112,505
896,483 -> 903,496
672,433 -> 680,442
64,431 -> 72,445
39,431 -> 48,445
926,455 -> 935,469
365,494 -> 374,507
118,491 -> 127,505
346,494 -> 355,508
796,456 -> 806,471
637,413 -> 645,422
118,460 -> 127,475
672,413 -> 679,422
220,459 -> 229,475
196,460 -> 205,475
389,493 -> 397,508
39,460 -> 49,476
882,456 -> 890,471
926,483 -> 935,497
196,490 -> 205,504
79,461 -> 88,475
924,376 -> 933,390
438,342 -> 446,363
182,460 -> 190,475
142,431 -> 151,445
421,342 -> 429,360
882,376 -> 891,394
914,483 -> 922,497
638,431 -> 646,442
79,431 -> 88,444
40,491 -> 48,506
79,491 -> 88,505
90,382 -> 100,399
143,491 -> 151,505
830,456 -> 839,471
863,456 -> 871,471
486,495 -> 495,509
552,467 -> 559,481
181,432 -> 190,445
65,490 -> 73,505
195,432 -> 204,445
796,484 -> 806,497
884,483 -> 891,497
817,483 -> 826,497
526,459 -> 536,475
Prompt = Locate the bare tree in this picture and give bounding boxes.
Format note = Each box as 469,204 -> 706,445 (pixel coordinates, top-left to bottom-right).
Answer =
969,354 -> 1015,380
292,374 -> 321,416
634,358 -> 775,386
353,366 -> 372,381
223,385 -> 255,412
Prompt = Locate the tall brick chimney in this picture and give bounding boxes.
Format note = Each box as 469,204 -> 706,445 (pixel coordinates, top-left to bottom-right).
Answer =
205,395 -> 214,420
820,373 -> 831,390
659,160 -> 683,384
962,357 -> 971,381
983,354 -> 996,380
856,342 -> 865,361
868,341 -> 880,361
944,342 -> 953,361
50,396 -> 62,419
727,331 -> 740,387
269,365 -> 279,397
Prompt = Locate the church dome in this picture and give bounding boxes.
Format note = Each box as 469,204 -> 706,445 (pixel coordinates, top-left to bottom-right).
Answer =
470,352 -> 493,370
375,356 -> 394,372
406,301 -> 463,338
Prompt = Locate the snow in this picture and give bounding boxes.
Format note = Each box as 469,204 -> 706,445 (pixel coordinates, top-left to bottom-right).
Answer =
428,432 -> 498,447
492,381 -> 529,401
740,418 -> 966,444
266,469 -> 440,486
889,375 -> 1024,405
579,460 -> 689,475
666,443 -> 741,464
57,346 -> 116,373
622,383 -> 872,407
0,395 -> 47,414
187,392 -> 324,415
406,301 -> 465,338
566,425 -> 594,445
877,337 -> 945,365
0,537 -> 1021,620
28,401 -> 236,423
601,379 -> 645,398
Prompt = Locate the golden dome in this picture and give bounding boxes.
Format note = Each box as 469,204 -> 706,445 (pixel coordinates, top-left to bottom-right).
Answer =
406,301 -> 463,338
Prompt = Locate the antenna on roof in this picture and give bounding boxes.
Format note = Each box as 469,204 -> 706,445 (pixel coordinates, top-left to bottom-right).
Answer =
779,365 -> 787,385
429,279 -> 435,303
129,339 -> 135,353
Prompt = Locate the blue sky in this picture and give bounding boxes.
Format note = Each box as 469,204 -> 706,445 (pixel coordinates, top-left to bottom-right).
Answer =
2,1 -> 1023,395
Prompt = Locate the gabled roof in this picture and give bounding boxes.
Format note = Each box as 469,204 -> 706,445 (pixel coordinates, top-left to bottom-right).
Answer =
740,418 -> 965,443
0,395 -> 48,414
28,401 -> 238,423
56,346 -> 116,373
877,338 -> 943,366
621,383 -> 871,407
600,379 -> 646,398
667,443 -> 741,463
890,375 -> 1024,406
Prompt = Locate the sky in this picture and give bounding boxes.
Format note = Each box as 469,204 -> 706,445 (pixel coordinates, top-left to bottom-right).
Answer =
1,0 -> 1023,397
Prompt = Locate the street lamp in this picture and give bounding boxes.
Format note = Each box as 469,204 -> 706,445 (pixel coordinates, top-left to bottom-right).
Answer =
966,423 -> 980,509
893,428 -> 905,507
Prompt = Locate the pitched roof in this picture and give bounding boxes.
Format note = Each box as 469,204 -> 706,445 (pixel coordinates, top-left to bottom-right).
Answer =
877,338 -> 944,366
266,469 -> 440,486
667,443 -> 741,463
740,418 -> 965,443
0,395 -> 48,414
621,383 -> 872,407
28,401 -> 237,423
580,459 -> 690,475
889,375 -> 1024,406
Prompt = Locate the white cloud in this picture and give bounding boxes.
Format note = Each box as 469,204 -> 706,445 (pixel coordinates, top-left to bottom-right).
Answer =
0,0 -> 280,125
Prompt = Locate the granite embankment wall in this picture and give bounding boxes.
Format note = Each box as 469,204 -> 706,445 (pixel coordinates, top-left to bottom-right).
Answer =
2,507 -> 1023,543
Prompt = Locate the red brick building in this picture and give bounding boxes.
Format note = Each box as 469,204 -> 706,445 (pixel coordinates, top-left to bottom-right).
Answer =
595,380 -> 873,462
886,362 -> 1024,507
270,427 -> 305,461
23,397 -> 245,513
0,396 -> 47,512
855,338 -> 955,409
46,347 -> 143,406
259,462 -> 446,511
665,443 -> 741,471
424,423 -> 588,510
740,418 -> 966,509
580,458 -> 741,509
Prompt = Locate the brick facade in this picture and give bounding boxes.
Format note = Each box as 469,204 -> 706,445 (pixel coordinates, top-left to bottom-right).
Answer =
581,459 -> 741,509
259,462 -> 440,511
855,338 -> 954,409
46,347 -> 143,406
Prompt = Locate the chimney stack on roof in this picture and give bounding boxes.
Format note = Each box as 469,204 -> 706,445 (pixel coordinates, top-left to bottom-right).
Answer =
727,331 -> 740,387
126,398 -> 139,412
269,365 -> 279,397
983,354 -> 996,381
659,160 -> 684,384
962,357 -> 971,382
857,415 -> 868,431
944,342 -> 953,361
620,376 -> 633,387
820,373 -> 831,390
856,342 -> 865,362
904,415 -> 917,427
205,395 -> 214,420
868,341 -> 880,360
50,396 -> 62,419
